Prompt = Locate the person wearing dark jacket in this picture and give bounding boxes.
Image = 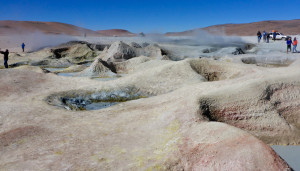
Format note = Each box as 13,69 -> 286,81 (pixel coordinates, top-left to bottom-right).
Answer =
273,32 -> 277,41
0,49 -> 9,68
286,37 -> 292,54
263,31 -> 267,42
266,33 -> 270,43
257,31 -> 262,43
21,43 -> 25,52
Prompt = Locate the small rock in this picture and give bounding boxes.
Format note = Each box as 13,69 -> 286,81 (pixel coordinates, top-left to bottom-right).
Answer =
232,48 -> 245,55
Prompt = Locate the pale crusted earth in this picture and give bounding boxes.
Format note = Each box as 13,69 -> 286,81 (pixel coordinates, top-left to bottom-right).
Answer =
0,36 -> 298,170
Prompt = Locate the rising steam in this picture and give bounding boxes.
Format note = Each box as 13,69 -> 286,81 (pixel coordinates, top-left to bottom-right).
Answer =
145,29 -> 246,47
0,32 -> 77,52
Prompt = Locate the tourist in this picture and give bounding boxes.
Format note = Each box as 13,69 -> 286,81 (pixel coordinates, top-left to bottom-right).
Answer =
21,43 -> 25,52
257,31 -> 262,43
0,49 -> 9,68
293,37 -> 298,53
273,31 -> 277,41
263,31 -> 267,42
266,33 -> 270,43
286,37 -> 292,54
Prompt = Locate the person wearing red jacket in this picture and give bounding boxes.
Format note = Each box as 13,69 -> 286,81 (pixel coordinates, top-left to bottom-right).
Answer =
293,37 -> 298,53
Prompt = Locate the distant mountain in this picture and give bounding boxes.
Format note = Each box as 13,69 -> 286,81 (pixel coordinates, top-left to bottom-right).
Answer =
96,29 -> 136,37
2,19 -> 300,37
166,19 -> 300,36
0,21 -> 136,37
0,20 -> 103,36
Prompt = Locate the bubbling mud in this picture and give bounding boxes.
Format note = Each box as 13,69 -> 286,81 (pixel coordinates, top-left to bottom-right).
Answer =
45,87 -> 148,111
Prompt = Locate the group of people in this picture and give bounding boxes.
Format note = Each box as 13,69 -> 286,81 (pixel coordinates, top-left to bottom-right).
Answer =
257,31 -> 266,43
1,43 -> 25,69
286,37 -> 297,53
257,30 -> 298,53
257,31 -> 276,43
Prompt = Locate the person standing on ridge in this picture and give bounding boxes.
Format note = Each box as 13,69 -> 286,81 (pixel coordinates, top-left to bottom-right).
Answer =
293,37 -> 298,53
0,49 -> 9,68
286,37 -> 292,54
21,43 -> 25,52
257,31 -> 262,43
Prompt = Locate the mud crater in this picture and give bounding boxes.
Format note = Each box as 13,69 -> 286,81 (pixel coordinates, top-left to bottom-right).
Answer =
241,57 -> 294,68
197,82 -> 300,145
45,87 -> 148,111
189,59 -> 241,81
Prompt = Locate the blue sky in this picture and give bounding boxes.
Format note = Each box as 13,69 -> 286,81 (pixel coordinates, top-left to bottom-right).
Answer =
0,0 -> 299,33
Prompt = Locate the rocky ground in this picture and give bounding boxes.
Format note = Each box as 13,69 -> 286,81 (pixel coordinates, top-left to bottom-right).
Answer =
0,37 -> 299,170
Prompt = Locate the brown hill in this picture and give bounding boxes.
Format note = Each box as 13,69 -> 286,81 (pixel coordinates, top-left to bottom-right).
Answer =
166,19 -> 300,36
96,29 -> 136,37
0,20 -> 103,36
0,21 -> 137,37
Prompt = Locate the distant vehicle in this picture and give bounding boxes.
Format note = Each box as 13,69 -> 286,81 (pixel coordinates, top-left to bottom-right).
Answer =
269,32 -> 288,40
